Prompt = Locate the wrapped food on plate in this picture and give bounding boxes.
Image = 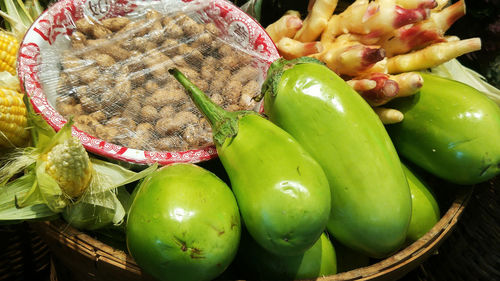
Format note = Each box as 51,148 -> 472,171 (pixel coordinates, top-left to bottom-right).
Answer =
20,0 -> 279,165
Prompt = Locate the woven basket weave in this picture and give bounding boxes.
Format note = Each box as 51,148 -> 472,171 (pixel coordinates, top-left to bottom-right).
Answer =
412,176 -> 499,281
0,222 -> 51,281
30,185 -> 471,281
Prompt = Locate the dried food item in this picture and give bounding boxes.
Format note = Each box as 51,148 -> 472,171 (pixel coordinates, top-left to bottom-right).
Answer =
54,8 -> 265,152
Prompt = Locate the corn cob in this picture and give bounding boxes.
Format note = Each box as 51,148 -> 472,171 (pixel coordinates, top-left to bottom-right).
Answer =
43,137 -> 92,198
0,86 -> 28,147
0,0 -> 45,148
0,32 -> 18,76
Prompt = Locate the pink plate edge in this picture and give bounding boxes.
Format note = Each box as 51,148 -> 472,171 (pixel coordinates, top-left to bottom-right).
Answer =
17,0 -> 280,166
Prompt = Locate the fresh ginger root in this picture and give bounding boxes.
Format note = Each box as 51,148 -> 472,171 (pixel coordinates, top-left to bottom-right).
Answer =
348,72 -> 423,106
390,72 -> 423,97
312,34 -> 385,76
395,0 -> 437,9
294,0 -> 339,42
321,0 -> 430,44
387,37 -> 481,73
266,0 -> 480,123
374,107 -> 405,124
277,38 -> 323,60
379,0 -> 465,56
265,11 -> 303,43
434,0 -> 450,10
348,73 -> 399,106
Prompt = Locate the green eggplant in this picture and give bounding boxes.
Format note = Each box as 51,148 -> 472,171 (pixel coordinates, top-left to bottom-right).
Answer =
238,232 -> 337,280
386,73 -> 500,185
259,57 -> 411,258
403,163 -> 440,243
169,69 -> 331,256
126,163 -> 241,281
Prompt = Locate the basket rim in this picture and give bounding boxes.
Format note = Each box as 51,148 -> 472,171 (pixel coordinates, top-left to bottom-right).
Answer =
313,187 -> 472,281
30,187 -> 472,281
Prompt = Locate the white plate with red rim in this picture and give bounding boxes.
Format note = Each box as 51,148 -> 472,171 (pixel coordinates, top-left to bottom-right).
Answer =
18,0 -> 280,166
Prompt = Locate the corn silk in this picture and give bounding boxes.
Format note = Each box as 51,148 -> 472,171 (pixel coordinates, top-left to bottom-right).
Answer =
0,97 -> 157,230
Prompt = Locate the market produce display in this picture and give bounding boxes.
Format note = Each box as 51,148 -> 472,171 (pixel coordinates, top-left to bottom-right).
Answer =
0,0 -> 499,281
170,68 -> 331,256
257,57 -> 412,258
264,0 -> 483,124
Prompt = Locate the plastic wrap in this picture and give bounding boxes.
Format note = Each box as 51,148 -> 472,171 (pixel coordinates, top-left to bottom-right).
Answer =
36,0 -> 275,153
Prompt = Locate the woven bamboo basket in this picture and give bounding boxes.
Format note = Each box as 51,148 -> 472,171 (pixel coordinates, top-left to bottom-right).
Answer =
29,183 -> 472,281
0,222 -> 51,281
410,176 -> 500,281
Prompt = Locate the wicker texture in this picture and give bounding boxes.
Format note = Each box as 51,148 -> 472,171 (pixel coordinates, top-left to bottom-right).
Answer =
413,176 -> 500,281
31,187 -> 471,281
0,222 -> 50,281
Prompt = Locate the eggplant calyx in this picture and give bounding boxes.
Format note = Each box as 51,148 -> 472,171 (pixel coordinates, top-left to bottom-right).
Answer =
256,57 -> 324,102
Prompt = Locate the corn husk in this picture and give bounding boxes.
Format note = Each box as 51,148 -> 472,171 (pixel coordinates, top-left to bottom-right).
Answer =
0,170 -> 57,223
0,97 -> 158,227
0,0 -> 36,40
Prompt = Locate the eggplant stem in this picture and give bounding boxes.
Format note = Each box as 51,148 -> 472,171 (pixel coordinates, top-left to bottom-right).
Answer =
168,68 -> 242,146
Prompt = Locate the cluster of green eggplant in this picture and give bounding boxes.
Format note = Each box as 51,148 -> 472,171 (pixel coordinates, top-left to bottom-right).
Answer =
125,58 -> 500,281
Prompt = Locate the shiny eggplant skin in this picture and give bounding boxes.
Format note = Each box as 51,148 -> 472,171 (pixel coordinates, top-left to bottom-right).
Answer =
403,163 -> 440,243
169,68 -> 331,257
261,58 -> 412,258
217,114 -> 331,256
386,73 -> 500,185
126,164 -> 241,281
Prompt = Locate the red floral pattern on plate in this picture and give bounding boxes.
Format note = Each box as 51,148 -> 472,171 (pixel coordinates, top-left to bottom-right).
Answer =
18,0 -> 279,166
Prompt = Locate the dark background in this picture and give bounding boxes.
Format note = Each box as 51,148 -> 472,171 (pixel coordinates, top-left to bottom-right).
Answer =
1,0 -> 499,280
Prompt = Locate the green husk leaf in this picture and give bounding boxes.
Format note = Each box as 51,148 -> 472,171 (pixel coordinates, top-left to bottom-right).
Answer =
111,187 -> 127,224
24,0 -> 43,20
61,161 -> 157,230
15,160 -> 66,212
90,159 -> 158,193
14,119 -> 76,213
62,188 -> 122,231
0,72 -> 21,90
116,185 -> 133,214
34,161 -> 67,210
0,0 -> 34,40
62,202 -> 115,230
62,185 -> 131,230
23,95 -> 56,148
0,148 -> 37,185
0,170 -> 57,222
38,117 -> 73,155
428,59 -> 500,106
2,95 -> 158,224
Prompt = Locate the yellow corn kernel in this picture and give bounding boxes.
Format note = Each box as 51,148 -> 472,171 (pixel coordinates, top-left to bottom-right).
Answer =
44,137 -> 92,198
0,32 -> 19,76
0,88 -> 29,147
